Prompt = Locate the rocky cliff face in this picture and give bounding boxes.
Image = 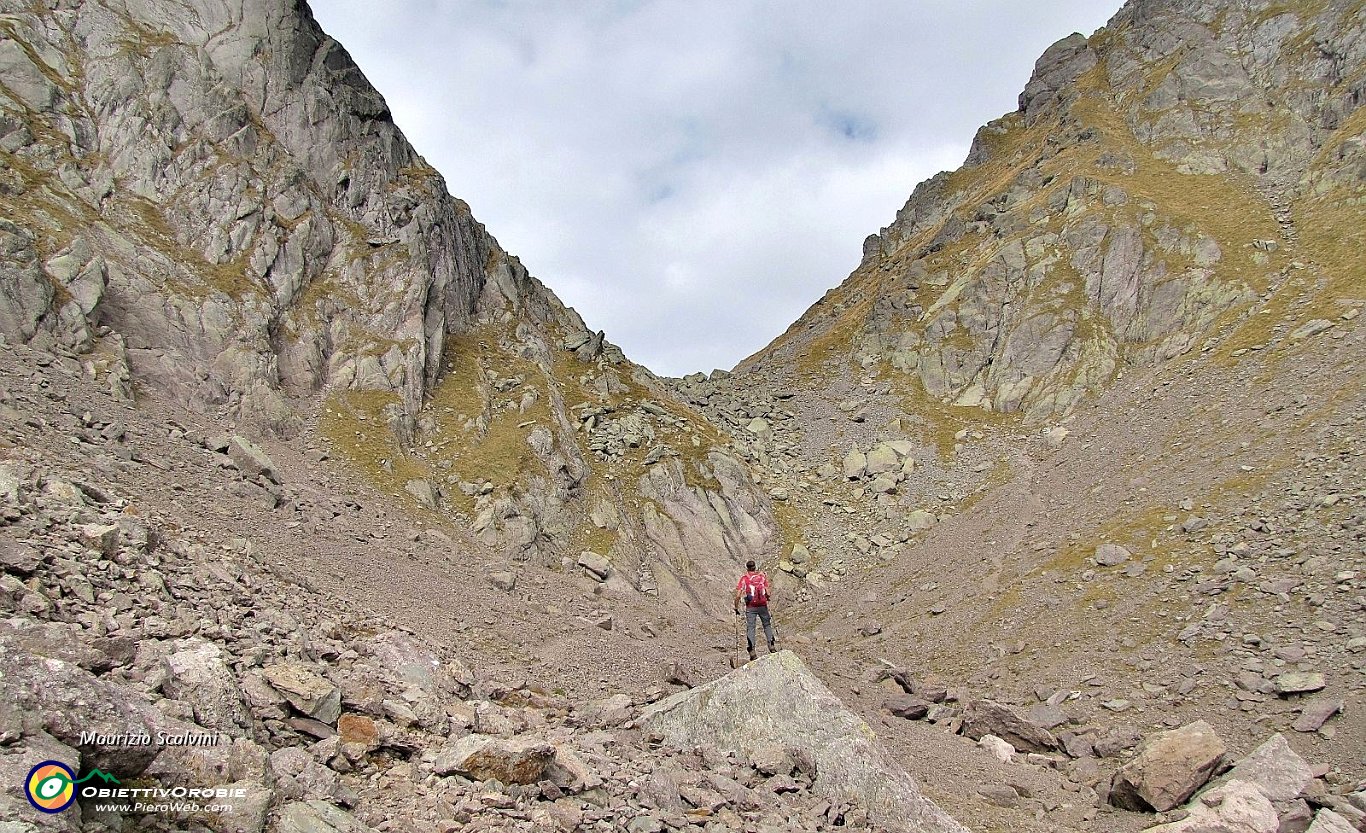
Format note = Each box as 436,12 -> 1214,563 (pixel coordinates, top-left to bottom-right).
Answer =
743,0 -> 1364,422
0,0 -> 782,614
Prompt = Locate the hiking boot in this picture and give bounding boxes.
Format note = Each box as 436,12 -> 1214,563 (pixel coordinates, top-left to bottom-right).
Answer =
748,648 -> 757,661
768,641 -> 776,653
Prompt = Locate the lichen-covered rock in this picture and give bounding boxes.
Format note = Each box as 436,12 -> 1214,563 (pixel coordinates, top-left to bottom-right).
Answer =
639,650 -> 968,833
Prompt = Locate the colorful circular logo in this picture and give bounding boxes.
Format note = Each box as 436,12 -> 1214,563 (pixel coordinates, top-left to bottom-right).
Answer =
25,761 -> 76,813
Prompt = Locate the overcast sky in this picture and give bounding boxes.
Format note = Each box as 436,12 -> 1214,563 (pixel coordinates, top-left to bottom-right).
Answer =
308,1 -> 1123,377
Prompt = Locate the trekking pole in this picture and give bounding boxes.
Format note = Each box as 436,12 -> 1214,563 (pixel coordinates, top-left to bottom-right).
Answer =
733,609 -> 740,665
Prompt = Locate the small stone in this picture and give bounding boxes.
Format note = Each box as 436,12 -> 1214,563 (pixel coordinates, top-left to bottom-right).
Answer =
979,734 -> 1015,764
977,783 -> 1019,808
1275,672 -> 1326,695
1291,698 -> 1342,733
1094,544 -> 1131,567
488,571 -> 517,592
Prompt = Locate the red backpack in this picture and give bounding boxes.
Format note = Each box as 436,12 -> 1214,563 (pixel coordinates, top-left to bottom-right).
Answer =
739,571 -> 769,606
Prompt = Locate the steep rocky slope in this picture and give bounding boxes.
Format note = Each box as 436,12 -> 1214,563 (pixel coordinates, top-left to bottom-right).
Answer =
0,0 -> 785,623
689,0 -> 1366,830
745,0 -> 1363,422
0,340 -> 960,833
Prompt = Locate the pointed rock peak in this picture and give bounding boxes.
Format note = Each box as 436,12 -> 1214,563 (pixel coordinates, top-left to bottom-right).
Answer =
639,650 -> 968,833
1019,31 -> 1098,119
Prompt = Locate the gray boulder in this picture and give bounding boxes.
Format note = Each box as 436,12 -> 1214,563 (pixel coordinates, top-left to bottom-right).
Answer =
0,731 -> 83,831
865,443 -> 900,475
0,637 -> 164,775
906,509 -> 937,531
577,550 -> 613,580
1307,810 -> 1357,833
404,479 -> 439,509
262,664 -> 342,725
1275,672 -> 1326,695
960,699 -> 1060,753
1094,543 -> 1131,567
162,639 -> 252,732
1221,733 -> 1311,802
1292,698 -> 1342,733
843,446 -> 867,479
271,746 -> 353,806
638,650 -> 967,833
1142,779 -> 1278,833
228,436 -> 280,484
432,734 -> 555,784
1110,720 -> 1226,812
368,630 -> 474,700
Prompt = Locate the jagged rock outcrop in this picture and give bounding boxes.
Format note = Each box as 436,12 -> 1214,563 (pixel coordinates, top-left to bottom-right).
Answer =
743,0 -> 1365,423
0,0 -> 593,431
0,0 -> 781,611
639,651 -> 969,833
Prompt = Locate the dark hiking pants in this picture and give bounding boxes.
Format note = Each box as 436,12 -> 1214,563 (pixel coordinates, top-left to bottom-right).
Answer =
745,605 -> 775,655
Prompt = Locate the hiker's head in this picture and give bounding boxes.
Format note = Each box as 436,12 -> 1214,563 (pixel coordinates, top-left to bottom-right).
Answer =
746,560 -> 756,571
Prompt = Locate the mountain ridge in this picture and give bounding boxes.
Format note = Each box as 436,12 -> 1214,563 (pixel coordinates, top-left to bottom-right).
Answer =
739,0 -> 1363,424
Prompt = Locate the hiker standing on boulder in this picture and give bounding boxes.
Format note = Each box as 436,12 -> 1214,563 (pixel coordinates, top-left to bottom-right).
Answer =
734,560 -> 776,661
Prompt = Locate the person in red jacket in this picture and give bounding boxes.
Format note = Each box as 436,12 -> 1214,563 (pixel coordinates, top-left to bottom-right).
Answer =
734,560 -> 776,661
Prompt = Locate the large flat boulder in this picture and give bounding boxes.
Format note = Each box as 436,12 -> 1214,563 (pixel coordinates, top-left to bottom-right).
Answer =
227,435 -> 280,484
162,639 -> 252,732
433,734 -> 555,785
961,699 -> 1060,753
262,664 -> 342,725
275,800 -> 377,833
1111,720 -> 1226,812
1306,810 -> 1357,833
638,650 -> 967,833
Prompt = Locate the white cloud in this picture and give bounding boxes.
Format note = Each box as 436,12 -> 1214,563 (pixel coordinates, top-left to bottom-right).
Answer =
308,0 -> 1123,376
